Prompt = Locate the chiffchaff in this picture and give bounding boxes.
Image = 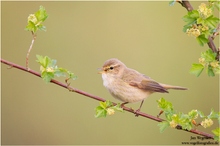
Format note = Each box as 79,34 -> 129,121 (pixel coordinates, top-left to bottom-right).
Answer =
99,58 -> 187,115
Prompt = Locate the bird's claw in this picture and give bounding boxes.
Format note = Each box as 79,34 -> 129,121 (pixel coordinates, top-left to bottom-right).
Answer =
134,109 -> 140,117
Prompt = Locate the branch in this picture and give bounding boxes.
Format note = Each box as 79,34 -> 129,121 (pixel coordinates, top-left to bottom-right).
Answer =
211,23 -> 220,40
1,58 -> 214,139
179,0 -> 219,60
26,31 -> 36,70
178,0 -> 193,11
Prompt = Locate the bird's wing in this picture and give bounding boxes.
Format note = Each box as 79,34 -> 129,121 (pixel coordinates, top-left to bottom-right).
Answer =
129,72 -> 168,93
122,68 -> 168,93
129,79 -> 168,93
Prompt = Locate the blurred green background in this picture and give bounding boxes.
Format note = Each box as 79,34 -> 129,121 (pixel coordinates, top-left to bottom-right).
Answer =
1,1 -> 219,145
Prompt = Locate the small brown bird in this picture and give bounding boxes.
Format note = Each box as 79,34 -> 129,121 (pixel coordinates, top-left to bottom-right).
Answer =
99,58 -> 187,115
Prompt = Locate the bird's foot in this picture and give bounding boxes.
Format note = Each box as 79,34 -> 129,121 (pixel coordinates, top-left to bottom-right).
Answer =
134,109 -> 140,117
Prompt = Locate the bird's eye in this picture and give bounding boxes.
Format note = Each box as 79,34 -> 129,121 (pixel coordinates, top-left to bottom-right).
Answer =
109,66 -> 114,70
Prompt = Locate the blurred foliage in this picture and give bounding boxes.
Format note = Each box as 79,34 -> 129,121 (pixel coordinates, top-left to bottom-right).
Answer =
95,100 -> 123,118
157,97 -> 220,141
25,6 -> 48,33
190,49 -> 220,76
36,55 -> 77,83
170,1 -> 220,77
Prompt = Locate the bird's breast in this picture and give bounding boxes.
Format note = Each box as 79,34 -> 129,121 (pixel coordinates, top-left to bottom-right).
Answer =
101,74 -> 151,103
102,74 -> 114,88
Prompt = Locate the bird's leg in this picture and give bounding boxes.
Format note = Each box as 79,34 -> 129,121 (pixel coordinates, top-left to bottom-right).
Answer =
157,110 -> 164,118
120,102 -> 136,111
120,102 -> 128,108
135,100 -> 144,117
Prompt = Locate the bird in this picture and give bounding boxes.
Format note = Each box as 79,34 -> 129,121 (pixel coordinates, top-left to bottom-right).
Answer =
99,58 -> 187,116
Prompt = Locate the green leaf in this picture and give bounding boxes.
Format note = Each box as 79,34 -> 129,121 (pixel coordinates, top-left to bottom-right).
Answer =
36,55 -> 77,82
214,1 -> 220,11
182,10 -> 199,29
95,101 -> 123,117
190,63 -> 204,77
68,71 -> 77,80
189,10 -> 200,18
36,54 -> 44,63
183,10 -> 199,21
169,0 -> 176,6
38,24 -> 47,31
25,6 -> 48,33
158,121 -> 170,133
201,49 -> 217,62
25,21 -> 37,32
207,65 -> 215,76
41,71 -> 54,83
212,127 -> 219,136
106,100 -> 113,107
95,106 -> 107,118
111,103 -> 124,112
182,15 -> 196,25
35,6 -> 48,22
54,69 -> 66,77
203,29 -> 211,38
99,101 -> 107,109
157,98 -> 173,112
205,15 -> 220,29
213,66 -> 220,74
43,56 -> 50,67
197,17 -> 205,25
180,118 -> 193,131
188,110 -> 198,119
36,55 -> 51,68
197,110 -> 205,118
196,34 -> 209,46
212,127 -> 220,141
182,10 -> 199,32
177,113 -> 193,131
183,24 -> 192,32
207,109 -> 219,119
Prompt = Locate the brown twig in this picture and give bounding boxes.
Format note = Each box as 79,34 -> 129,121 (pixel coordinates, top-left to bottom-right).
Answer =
212,23 -> 220,40
178,0 -> 193,11
26,31 -> 36,70
1,58 -> 214,139
179,0 -> 219,60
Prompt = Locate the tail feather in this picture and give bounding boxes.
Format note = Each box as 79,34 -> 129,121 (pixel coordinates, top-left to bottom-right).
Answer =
159,83 -> 188,90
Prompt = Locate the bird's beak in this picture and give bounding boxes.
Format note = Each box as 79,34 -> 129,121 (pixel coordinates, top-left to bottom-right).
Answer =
97,68 -> 104,74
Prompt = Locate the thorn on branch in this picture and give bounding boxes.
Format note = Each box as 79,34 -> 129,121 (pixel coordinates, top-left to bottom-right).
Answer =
211,24 -> 220,40
7,65 -> 14,69
157,110 -> 164,118
65,78 -> 75,92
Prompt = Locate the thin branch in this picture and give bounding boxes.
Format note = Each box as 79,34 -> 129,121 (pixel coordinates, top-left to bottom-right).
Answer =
1,58 -> 214,139
179,0 -> 219,60
178,0 -> 193,11
26,31 -> 36,70
211,23 -> 220,40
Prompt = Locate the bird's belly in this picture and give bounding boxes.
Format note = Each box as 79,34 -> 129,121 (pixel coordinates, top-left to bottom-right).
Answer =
102,74 -> 151,103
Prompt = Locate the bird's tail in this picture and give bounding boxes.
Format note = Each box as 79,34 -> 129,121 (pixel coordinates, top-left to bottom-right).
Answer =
160,83 -> 188,90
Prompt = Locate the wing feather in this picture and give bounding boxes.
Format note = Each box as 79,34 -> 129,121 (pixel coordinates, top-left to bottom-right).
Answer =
121,68 -> 168,93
